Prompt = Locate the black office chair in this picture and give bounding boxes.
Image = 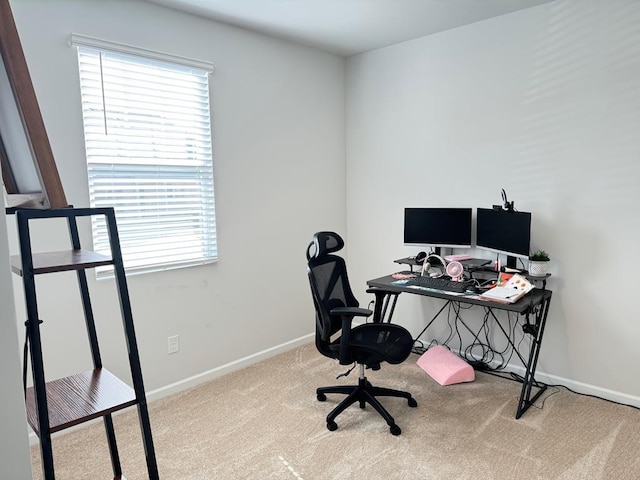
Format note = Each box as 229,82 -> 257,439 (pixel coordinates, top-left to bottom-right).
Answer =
306,231 -> 417,435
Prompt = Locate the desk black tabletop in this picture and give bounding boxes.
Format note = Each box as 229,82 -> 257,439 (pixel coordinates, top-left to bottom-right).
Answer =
367,274 -> 551,314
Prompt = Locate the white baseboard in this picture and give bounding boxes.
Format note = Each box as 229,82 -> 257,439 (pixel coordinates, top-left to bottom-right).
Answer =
519,368 -> 640,409
145,333 -> 315,403
150,333 -> 640,410
437,346 -> 640,409
29,334 -> 638,448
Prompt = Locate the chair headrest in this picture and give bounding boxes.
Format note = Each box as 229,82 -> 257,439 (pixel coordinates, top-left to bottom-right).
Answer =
306,231 -> 344,260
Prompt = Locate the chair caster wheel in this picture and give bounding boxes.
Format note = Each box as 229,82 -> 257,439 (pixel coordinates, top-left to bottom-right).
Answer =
317,393 -> 327,401
408,398 -> 418,408
390,424 -> 401,436
327,421 -> 338,431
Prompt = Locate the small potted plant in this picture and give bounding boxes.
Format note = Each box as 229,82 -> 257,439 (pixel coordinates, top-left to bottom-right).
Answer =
529,250 -> 550,276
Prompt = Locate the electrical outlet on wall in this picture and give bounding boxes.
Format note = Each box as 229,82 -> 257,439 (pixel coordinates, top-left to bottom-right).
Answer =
168,335 -> 179,354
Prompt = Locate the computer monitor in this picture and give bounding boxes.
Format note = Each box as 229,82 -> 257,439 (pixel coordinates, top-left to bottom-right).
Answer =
476,208 -> 531,267
403,207 -> 472,251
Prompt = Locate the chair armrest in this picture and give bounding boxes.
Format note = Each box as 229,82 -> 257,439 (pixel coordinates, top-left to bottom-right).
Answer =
366,287 -> 397,295
330,307 -> 372,364
330,307 -> 372,317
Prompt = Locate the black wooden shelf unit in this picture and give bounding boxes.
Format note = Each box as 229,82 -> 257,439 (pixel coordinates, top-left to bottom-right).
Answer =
10,206 -> 159,480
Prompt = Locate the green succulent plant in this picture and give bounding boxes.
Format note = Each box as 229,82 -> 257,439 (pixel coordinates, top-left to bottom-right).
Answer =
529,250 -> 550,261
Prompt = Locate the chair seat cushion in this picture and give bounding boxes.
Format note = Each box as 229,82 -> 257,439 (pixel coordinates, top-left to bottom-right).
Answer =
347,323 -> 413,366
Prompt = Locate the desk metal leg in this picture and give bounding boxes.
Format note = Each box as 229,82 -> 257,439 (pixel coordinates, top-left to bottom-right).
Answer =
369,289 -> 400,323
412,295 -> 552,419
515,296 -> 551,418
485,309 -> 529,367
413,301 -> 452,342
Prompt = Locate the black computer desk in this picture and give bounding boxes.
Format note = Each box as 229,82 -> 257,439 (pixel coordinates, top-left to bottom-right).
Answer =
366,274 -> 552,419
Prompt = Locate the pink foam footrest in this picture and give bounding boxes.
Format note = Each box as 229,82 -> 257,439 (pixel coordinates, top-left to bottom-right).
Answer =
416,345 -> 475,386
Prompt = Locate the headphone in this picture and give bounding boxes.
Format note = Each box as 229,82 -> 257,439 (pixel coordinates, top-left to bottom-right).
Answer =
421,254 -> 447,278
415,251 -> 427,265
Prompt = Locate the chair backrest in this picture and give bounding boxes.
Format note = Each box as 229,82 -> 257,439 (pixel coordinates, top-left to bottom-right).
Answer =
306,232 -> 359,356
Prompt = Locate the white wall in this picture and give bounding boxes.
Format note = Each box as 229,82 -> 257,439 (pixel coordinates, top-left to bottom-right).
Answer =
346,0 -> 640,404
0,194 -> 32,476
5,0 -> 345,404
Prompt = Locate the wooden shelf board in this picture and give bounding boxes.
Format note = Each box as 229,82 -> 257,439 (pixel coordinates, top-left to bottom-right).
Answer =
26,368 -> 137,435
11,249 -> 112,275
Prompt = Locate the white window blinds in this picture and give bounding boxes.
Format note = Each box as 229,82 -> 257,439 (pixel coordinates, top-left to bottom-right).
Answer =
73,37 -> 217,276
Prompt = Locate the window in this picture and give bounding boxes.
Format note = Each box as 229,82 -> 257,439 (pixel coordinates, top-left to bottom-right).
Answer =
72,35 -> 216,276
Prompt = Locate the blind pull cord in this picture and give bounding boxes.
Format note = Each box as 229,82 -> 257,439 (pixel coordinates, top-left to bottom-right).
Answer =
99,52 -> 108,135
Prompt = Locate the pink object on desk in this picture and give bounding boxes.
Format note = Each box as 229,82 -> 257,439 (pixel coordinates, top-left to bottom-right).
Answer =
416,345 -> 475,386
444,253 -> 472,261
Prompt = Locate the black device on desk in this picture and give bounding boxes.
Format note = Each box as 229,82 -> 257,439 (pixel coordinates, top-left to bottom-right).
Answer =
476,208 -> 531,269
459,258 -> 491,268
403,207 -> 472,255
405,275 -> 469,293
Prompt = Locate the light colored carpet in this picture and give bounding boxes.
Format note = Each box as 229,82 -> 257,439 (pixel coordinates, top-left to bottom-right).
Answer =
31,343 -> 640,479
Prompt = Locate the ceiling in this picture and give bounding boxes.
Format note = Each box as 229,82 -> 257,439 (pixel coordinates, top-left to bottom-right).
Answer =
144,0 -> 555,56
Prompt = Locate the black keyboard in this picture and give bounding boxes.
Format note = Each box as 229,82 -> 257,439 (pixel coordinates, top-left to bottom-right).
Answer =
406,276 -> 468,293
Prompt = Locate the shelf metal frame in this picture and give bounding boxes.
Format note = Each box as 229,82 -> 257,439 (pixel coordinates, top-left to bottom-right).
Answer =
11,206 -> 159,480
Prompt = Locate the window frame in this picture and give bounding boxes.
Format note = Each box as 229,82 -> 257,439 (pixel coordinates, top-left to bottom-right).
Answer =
71,34 -> 217,278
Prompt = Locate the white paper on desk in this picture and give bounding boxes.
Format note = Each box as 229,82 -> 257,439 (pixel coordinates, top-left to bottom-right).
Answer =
480,274 -> 533,303
395,282 -> 469,295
